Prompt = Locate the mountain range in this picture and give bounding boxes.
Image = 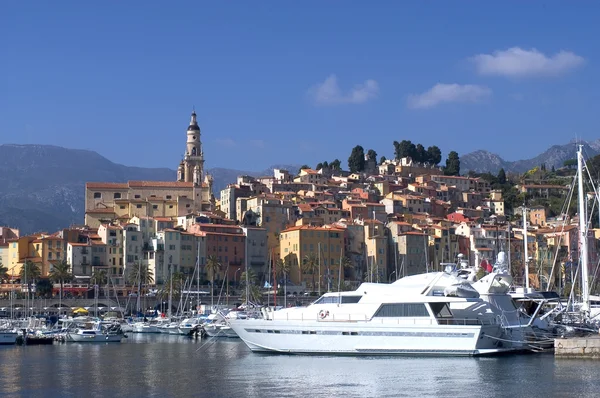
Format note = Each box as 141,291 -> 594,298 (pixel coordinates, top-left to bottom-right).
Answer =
0,140 -> 597,234
460,139 -> 600,174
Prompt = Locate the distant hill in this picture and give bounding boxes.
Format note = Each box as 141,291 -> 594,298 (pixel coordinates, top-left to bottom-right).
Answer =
461,140 -> 600,174
2,140 -> 598,234
0,144 -> 298,234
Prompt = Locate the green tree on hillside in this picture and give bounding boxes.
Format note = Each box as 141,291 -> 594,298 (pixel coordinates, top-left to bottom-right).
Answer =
415,144 -> 427,163
427,146 -> 442,165
367,149 -> 377,162
348,145 -> 366,173
444,151 -> 461,176
497,168 -> 507,185
330,159 -> 341,171
379,156 -> 387,165
393,140 -> 416,160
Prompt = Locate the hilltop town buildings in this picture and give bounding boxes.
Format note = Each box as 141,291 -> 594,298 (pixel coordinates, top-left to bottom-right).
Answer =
0,112 -> 594,299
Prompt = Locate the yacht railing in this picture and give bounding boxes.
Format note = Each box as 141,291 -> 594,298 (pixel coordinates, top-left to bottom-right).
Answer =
272,312 -> 497,326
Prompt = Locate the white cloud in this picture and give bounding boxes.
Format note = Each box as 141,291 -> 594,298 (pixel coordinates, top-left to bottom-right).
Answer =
309,74 -> 379,105
215,138 -> 236,147
407,83 -> 491,109
471,47 -> 584,77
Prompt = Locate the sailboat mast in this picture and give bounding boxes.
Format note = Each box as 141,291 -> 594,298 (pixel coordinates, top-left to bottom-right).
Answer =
318,242 -> 321,296
196,241 -> 200,314
507,224 -> 512,275
168,264 -> 173,318
245,231 -> 249,307
523,206 -> 530,290
577,145 -> 590,311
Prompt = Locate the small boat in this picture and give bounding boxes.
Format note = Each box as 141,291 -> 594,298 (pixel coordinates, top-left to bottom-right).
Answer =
203,323 -> 238,338
0,330 -> 18,345
66,324 -> 124,343
203,311 -> 239,338
23,333 -> 54,345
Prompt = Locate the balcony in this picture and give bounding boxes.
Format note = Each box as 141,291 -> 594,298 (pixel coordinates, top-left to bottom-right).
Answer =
81,248 -> 89,254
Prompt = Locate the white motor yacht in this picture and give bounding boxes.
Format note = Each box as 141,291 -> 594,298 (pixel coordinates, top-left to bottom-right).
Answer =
229,270 -> 531,356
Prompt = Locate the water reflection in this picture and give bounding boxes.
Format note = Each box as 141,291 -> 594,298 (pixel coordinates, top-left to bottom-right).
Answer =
2,340 -> 600,398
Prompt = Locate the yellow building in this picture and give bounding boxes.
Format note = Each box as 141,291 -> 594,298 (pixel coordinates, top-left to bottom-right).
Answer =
98,224 -> 125,284
239,195 -> 295,251
84,111 -> 214,228
279,225 -> 345,292
32,234 -> 66,276
363,220 -> 387,282
6,234 -> 66,278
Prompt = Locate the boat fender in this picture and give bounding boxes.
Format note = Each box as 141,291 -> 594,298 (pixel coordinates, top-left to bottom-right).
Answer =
318,310 -> 329,319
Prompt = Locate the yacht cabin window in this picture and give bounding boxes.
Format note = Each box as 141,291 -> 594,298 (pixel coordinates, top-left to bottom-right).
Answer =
373,303 -> 429,317
429,303 -> 453,318
314,295 -> 363,305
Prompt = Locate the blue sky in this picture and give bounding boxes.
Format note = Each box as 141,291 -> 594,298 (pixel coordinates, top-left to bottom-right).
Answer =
2,2 -> 599,172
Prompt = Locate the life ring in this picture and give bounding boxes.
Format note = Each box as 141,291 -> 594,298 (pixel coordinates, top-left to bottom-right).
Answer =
318,310 -> 329,319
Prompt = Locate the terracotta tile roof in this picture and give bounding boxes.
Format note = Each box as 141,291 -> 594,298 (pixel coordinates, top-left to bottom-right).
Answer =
86,208 -> 116,214
154,217 -> 174,222
521,184 -> 568,189
281,224 -> 345,233
129,181 -> 194,188
87,182 -> 129,189
297,204 -> 313,212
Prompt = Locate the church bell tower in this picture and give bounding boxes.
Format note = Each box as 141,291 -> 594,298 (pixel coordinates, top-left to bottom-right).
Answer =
180,110 -> 204,186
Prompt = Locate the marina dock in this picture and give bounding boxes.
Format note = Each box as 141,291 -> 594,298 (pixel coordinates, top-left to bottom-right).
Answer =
555,336 -> 600,358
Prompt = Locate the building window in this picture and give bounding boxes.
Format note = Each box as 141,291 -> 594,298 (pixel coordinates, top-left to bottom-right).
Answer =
166,195 -> 172,199
94,192 -> 101,199
153,205 -> 158,209
136,204 -> 142,209
169,205 -> 173,209
114,193 -> 121,199
120,205 -> 126,209
186,204 -> 190,208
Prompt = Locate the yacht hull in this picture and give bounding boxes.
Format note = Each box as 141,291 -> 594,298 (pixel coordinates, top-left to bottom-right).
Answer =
229,319 -> 510,356
0,332 -> 18,345
67,333 -> 123,342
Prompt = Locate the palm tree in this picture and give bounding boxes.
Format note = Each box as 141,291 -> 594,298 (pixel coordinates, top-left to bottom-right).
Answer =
240,284 -> 262,305
49,260 -> 73,303
303,253 -> 319,292
340,255 -> 353,279
20,260 -> 41,299
91,269 -> 109,297
160,271 -> 185,302
239,268 -> 257,286
275,258 -> 291,292
128,262 -> 154,294
205,255 -> 221,307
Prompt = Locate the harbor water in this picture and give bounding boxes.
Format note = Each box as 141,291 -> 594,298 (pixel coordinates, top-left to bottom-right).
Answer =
1,334 -> 600,397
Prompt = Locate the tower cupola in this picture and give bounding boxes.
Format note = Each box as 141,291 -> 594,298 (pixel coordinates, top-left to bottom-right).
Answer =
188,111 -> 200,131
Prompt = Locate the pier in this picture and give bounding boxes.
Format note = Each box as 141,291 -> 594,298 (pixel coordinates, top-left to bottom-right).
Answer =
555,337 -> 600,358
